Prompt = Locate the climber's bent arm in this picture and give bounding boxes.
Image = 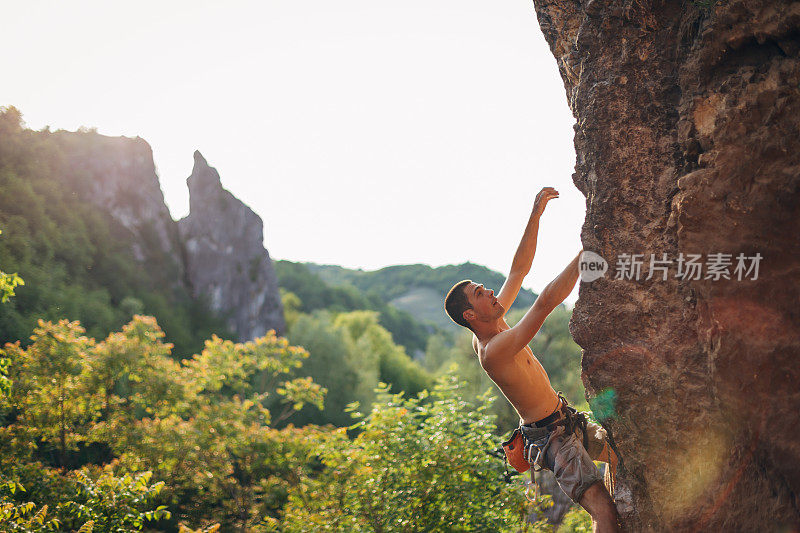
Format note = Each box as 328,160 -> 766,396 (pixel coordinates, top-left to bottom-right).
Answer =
487,252 -> 580,361
497,187 -> 559,312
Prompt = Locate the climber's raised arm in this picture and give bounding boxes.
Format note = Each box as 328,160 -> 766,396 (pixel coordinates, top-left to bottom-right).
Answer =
496,187 -> 559,312
487,251 -> 579,362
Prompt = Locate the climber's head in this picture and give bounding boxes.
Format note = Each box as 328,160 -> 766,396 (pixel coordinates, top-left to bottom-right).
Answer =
445,280 -> 504,331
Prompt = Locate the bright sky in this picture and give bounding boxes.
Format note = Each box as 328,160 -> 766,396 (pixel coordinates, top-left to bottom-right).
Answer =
3,0 -> 583,300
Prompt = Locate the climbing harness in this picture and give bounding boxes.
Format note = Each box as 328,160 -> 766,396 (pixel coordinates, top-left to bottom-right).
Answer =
499,392 -> 611,504
502,392 -> 593,474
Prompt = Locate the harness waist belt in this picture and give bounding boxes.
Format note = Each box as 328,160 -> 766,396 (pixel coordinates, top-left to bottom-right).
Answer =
527,397 -> 567,428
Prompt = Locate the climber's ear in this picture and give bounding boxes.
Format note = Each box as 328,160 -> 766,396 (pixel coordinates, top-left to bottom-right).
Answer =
463,308 -> 476,323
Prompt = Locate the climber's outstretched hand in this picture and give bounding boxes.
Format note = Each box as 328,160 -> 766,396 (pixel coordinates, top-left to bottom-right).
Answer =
533,187 -> 559,217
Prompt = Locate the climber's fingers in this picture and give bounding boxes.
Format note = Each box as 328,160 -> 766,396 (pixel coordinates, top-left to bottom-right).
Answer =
534,188 -> 560,213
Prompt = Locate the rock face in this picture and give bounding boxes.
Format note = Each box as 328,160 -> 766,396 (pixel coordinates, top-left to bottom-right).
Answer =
532,0 -> 800,529
179,151 -> 285,340
54,130 -> 285,342
56,133 -> 186,289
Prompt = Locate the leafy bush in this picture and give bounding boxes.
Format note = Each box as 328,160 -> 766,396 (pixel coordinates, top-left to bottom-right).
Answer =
1,314 -> 328,531
0,466 -> 170,532
282,375 -> 551,532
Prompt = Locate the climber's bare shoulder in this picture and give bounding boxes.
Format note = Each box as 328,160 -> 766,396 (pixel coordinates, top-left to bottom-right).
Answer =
477,327 -> 531,379
475,318 -> 526,363
473,324 -> 532,395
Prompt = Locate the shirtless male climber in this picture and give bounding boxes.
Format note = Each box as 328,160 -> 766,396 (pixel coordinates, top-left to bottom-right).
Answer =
444,187 -> 620,533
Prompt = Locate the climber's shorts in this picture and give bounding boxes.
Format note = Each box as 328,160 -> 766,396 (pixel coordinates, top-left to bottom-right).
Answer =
520,416 -> 607,503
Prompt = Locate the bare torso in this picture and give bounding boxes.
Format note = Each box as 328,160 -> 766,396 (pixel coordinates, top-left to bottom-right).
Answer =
475,320 -> 560,424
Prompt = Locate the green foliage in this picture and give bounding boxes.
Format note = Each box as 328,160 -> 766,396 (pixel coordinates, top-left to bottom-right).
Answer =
0,230 -> 22,398
0,466 -> 171,532
285,311 -> 363,426
275,261 -> 432,354
4,319 -> 101,466
334,311 -> 431,399
0,231 -> 24,304
0,106 -> 233,357
57,468 -> 170,532
0,284 -> 574,531
99,326 -> 327,529
279,289 -> 302,332
287,310 -> 432,427
1,314 -> 327,531
557,505 -> 592,532
282,375 -> 552,532
276,261 -> 366,312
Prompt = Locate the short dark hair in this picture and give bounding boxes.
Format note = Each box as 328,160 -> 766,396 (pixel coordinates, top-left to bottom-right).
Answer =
444,280 -> 473,330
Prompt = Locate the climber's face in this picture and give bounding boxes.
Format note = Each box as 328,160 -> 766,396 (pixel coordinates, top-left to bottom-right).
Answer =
463,282 -> 504,324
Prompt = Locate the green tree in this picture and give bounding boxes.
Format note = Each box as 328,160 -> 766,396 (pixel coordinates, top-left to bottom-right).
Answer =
0,229 -> 22,398
5,319 -> 101,466
0,466 -> 171,532
0,230 -> 24,304
282,375 -> 552,532
287,311 -> 363,427
111,326 -> 326,530
336,311 -> 431,399
89,315 -> 187,427
0,292 -> 170,532
287,310 -> 432,427
279,289 -> 302,332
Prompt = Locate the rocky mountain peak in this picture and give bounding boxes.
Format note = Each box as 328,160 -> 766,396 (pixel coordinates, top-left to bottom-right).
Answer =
179,152 -> 284,340
187,151 -> 226,211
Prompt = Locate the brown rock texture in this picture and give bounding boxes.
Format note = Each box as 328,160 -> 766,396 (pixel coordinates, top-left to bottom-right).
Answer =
532,0 -> 800,529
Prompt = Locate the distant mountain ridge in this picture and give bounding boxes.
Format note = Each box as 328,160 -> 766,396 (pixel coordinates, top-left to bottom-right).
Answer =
274,260 -> 538,359
305,262 -> 538,331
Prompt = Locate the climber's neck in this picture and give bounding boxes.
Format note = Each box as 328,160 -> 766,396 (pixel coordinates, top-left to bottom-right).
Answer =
472,318 -> 506,345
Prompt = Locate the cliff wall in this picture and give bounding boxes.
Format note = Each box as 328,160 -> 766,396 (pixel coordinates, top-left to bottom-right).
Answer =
179,151 -> 285,340
54,131 -> 284,342
53,132 -> 186,290
532,0 -> 800,529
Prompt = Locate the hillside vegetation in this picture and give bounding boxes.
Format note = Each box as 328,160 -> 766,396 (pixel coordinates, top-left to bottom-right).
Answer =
0,107 -> 232,357
308,262 -> 537,330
